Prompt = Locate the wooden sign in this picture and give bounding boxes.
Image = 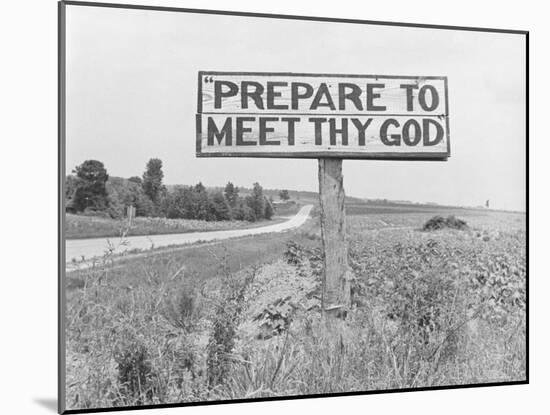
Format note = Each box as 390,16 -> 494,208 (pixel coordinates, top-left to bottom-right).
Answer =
196,71 -> 450,160
195,70 -> 451,316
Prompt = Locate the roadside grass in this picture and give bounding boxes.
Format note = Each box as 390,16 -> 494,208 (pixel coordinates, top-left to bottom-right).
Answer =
66,226 -> 318,294
65,214 -> 288,240
272,201 -> 302,216
65,209 -> 525,410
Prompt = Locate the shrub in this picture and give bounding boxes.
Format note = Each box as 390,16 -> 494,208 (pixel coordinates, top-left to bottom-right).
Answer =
284,241 -> 306,266
163,285 -> 201,333
253,296 -> 295,339
114,337 -> 155,404
423,215 -> 468,231
206,271 -> 255,388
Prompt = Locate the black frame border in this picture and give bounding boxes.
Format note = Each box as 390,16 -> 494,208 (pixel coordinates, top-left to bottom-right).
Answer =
58,1 -> 529,414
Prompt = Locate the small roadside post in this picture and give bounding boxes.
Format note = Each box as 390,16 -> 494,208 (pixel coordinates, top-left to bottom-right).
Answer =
196,71 -> 450,317
126,205 -> 135,227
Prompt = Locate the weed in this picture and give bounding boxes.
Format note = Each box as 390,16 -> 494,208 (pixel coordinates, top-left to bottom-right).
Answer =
114,336 -> 156,404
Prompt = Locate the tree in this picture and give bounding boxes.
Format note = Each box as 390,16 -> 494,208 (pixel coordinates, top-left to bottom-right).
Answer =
104,177 -> 154,218
164,186 -> 187,219
247,182 -> 265,219
194,182 -> 206,193
263,196 -> 274,219
142,158 -> 165,204
71,160 -> 109,212
65,174 -> 81,212
224,182 -> 239,208
279,189 -> 290,201
193,182 -> 212,220
65,175 -> 79,200
209,191 -> 232,221
128,176 -> 142,185
233,199 -> 256,222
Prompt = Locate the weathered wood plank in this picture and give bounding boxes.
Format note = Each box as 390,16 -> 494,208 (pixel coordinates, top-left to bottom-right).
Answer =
197,114 -> 449,158
199,72 -> 447,116
318,158 -> 352,313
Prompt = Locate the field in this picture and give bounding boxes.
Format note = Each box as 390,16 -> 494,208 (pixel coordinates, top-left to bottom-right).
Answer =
64,203 -> 526,410
65,207 -> 297,240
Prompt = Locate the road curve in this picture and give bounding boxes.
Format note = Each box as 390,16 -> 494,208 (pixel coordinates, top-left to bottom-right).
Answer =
66,204 -> 314,264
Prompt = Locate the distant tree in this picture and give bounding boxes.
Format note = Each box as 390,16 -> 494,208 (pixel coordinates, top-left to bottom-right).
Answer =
65,174 -> 81,212
135,192 -> 155,217
164,186 -> 187,219
233,199 -> 256,222
194,182 -> 206,193
193,182 -> 212,220
128,176 -> 142,185
65,175 -> 79,200
142,158 -> 165,204
263,196 -> 274,220
224,182 -> 239,208
180,186 -> 198,219
104,177 -> 155,218
72,160 -> 109,212
279,189 -> 290,201
209,191 -> 232,221
247,182 -> 265,219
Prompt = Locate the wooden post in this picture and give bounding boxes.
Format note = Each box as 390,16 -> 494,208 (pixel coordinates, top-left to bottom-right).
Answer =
126,205 -> 135,227
318,158 -> 352,316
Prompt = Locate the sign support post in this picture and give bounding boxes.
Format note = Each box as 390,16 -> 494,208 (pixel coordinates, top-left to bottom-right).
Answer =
318,158 -> 352,317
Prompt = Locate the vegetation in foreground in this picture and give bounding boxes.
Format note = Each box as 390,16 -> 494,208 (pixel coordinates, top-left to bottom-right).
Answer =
65,210 -> 526,410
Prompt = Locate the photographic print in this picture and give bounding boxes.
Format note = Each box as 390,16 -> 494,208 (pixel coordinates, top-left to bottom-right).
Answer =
59,1 -> 528,413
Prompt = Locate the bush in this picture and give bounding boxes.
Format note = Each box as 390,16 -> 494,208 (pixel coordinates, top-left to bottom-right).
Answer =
423,215 -> 468,231
233,201 -> 256,222
163,285 -> 201,333
253,296 -> 295,339
206,271 -> 255,388
284,240 -> 323,279
114,337 -> 156,404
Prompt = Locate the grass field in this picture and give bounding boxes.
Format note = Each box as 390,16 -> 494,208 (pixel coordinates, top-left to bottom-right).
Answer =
64,203 -> 526,410
65,209 -> 296,240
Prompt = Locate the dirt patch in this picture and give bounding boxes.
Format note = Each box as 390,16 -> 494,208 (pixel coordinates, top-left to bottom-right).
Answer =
238,261 -> 319,341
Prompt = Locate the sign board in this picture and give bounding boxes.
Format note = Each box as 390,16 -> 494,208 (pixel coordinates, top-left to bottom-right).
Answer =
196,72 -> 450,160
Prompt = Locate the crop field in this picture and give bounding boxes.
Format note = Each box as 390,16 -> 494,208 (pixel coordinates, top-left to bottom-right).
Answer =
64,205 -> 526,410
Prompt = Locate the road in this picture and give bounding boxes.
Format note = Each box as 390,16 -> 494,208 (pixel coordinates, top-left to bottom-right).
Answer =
66,204 -> 314,264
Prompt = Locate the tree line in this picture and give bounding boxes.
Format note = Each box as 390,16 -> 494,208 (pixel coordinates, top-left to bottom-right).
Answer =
65,158 -> 277,222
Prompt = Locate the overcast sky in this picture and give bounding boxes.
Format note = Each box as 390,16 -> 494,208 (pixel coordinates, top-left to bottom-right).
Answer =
65,4 -> 526,211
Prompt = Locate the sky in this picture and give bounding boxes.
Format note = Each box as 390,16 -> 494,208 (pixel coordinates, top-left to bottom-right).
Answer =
65,4 -> 526,211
